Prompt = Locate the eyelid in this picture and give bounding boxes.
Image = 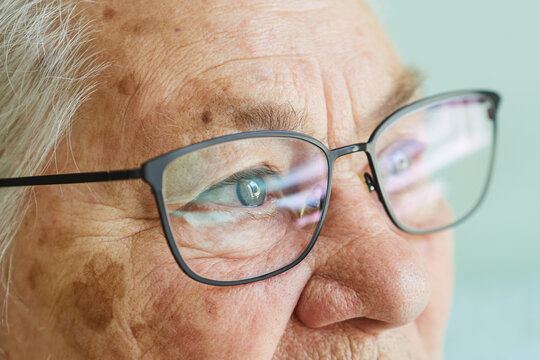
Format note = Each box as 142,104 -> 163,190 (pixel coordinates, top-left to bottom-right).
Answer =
204,166 -> 276,193
184,166 -> 278,213
382,138 -> 425,156
171,166 -> 277,212
378,138 -> 426,175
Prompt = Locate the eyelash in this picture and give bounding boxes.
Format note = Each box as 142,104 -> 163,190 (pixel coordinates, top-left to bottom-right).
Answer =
205,166 -> 277,192
178,166 -> 280,212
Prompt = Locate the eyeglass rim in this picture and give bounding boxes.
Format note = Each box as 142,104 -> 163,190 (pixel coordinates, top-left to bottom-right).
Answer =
145,131 -> 334,286
141,89 -> 500,286
368,90 -> 500,235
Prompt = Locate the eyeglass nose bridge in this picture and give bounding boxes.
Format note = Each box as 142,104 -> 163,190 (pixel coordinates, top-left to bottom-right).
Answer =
329,142 -> 379,195
330,142 -> 369,159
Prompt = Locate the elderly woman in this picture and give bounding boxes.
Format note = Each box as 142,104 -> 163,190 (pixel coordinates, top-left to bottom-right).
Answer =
0,0 -> 498,359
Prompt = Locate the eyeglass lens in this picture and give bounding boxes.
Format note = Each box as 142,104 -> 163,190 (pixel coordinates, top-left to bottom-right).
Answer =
374,94 -> 495,232
162,138 -> 329,282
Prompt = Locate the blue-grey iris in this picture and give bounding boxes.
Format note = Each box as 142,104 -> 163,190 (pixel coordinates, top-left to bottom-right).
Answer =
235,177 -> 266,207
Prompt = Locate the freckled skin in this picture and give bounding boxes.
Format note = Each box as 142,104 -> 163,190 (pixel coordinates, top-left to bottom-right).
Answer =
102,6 -> 116,21
26,260 -> 44,291
49,253 -> 130,358
117,73 -> 138,96
70,253 -> 126,331
1,0 -> 454,359
201,110 -> 213,124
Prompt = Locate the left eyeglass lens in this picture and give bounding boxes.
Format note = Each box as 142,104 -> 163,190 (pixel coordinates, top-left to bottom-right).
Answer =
162,137 -> 328,282
374,93 -> 496,232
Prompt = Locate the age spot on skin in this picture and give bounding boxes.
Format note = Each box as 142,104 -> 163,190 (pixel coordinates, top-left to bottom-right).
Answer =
204,297 -> 217,316
37,216 -> 76,249
121,19 -> 156,36
117,73 -> 138,96
27,260 -> 44,290
102,7 -> 116,21
133,290 -> 206,358
70,253 -> 126,331
201,110 -> 213,124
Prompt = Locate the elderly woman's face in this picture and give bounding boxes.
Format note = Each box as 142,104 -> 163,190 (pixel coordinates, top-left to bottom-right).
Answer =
7,0 -> 453,359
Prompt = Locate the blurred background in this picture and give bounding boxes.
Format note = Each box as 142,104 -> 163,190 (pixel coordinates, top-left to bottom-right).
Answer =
370,0 -> 540,358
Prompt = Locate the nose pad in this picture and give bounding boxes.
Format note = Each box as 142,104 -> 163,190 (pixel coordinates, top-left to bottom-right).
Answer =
363,172 -> 385,205
362,173 -> 376,193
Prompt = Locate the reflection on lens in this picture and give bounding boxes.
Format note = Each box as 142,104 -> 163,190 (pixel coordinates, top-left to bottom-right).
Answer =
375,95 -> 495,232
162,137 -> 328,282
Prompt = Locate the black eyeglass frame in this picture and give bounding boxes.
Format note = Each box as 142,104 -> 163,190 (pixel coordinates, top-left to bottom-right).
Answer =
0,89 -> 500,286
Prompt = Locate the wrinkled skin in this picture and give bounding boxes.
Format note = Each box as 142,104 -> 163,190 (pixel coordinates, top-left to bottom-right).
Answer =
1,0 -> 453,359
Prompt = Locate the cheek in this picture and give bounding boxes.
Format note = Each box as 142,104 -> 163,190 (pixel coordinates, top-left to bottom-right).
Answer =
51,252 -> 135,358
125,242 -> 312,359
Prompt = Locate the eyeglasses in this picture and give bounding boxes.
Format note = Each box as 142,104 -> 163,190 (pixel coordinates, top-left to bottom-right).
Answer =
0,90 -> 500,286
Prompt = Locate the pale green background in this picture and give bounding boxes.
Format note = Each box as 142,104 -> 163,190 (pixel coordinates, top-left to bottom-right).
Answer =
370,1 -> 540,359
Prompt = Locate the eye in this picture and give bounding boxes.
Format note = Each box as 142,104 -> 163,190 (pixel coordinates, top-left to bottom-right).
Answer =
378,138 -> 426,177
235,176 -> 266,207
189,167 -> 276,209
391,151 -> 410,174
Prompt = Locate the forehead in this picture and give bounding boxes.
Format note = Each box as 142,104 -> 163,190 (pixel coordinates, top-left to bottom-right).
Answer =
82,0 -> 406,163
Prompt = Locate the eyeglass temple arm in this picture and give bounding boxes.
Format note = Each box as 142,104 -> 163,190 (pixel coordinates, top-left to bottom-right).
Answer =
0,169 -> 142,187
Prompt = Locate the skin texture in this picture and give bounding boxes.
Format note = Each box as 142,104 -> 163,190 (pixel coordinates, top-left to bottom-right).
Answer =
1,0 -> 454,359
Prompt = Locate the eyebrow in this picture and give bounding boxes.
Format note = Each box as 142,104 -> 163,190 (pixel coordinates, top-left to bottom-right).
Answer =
229,67 -> 422,133
232,102 -> 307,132
367,67 -> 423,122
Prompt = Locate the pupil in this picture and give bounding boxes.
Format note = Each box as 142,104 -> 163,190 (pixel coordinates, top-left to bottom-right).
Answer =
236,178 -> 266,207
393,152 -> 409,173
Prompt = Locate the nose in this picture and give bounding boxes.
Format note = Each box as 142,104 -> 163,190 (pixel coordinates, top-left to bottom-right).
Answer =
294,169 -> 432,332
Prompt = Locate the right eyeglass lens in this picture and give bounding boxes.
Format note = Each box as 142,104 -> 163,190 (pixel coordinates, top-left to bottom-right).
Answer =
161,136 -> 329,282
374,94 -> 496,232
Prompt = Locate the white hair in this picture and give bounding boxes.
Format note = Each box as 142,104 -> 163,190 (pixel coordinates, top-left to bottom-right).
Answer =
0,0 -> 104,326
